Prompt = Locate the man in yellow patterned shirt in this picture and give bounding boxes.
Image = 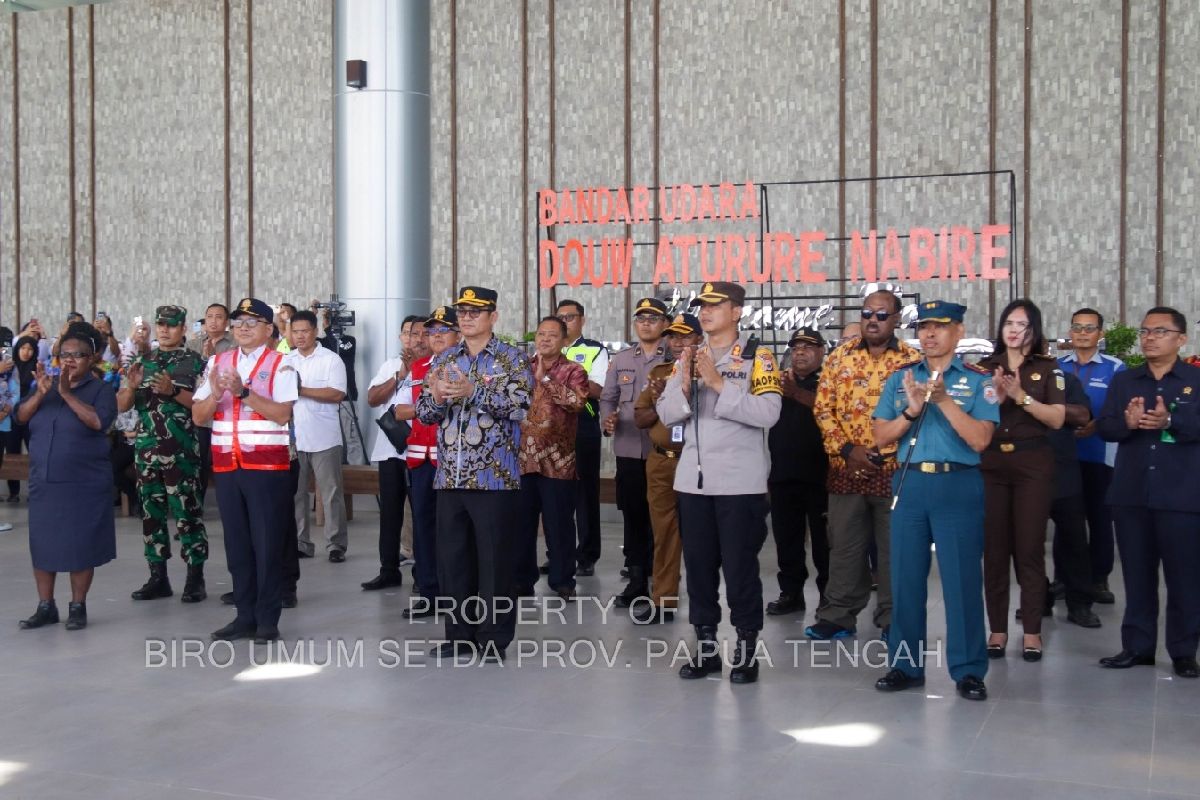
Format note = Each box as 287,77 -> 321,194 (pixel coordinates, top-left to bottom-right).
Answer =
808,290 -> 919,641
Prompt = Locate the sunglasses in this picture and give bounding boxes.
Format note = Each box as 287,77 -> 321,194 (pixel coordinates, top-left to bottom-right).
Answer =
860,309 -> 895,321
455,308 -> 490,319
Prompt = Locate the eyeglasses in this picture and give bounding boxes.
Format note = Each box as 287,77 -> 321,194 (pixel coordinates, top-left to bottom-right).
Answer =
556,313 -> 581,322
1003,319 -> 1030,330
426,326 -> 453,335
1138,327 -> 1182,338
634,314 -> 663,324
860,309 -> 895,321
455,308 -> 489,320
230,318 -> 263,330
1070,323 -> 1101,334
59,350 -> 92,360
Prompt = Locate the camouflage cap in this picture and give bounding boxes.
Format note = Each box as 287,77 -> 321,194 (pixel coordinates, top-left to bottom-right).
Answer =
155,305 -> 187,326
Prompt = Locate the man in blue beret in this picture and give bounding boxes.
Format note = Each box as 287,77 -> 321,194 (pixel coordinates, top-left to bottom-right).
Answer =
871,300 -> 999,700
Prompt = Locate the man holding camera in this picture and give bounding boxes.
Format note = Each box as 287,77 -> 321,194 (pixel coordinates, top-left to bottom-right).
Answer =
809,290 -> 918,641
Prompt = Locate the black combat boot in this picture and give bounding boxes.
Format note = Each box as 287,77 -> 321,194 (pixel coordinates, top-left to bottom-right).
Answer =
729,628 -> 760,684
65,601 -> 88,631
679,625 -> 723,679
180,564 -> 207,603
131,562 -> 173,600
18,600 -> 59,629
613,566 -> 649,609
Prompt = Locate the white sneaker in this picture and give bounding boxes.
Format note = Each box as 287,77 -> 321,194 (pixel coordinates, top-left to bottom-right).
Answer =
0,522 -> 13,532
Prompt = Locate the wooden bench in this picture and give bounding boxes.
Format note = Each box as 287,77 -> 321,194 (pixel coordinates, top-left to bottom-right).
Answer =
0,452 -> 29,482
311,464 -> 381,525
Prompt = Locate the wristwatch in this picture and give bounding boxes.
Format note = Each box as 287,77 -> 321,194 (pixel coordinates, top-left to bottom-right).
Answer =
238,386 -> 251,400
1019,394 -> 1033,407
901,408 -> 919,422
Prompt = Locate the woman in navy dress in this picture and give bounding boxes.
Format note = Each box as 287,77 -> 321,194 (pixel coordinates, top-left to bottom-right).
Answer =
16,324 -> 117,631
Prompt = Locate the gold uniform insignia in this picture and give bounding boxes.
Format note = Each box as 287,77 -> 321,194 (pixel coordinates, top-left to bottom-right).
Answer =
750,347 -> 782,396
1031,373 -> 1042,381
640,299 -> 651,309
732,344 -> 742,358
463,289 -> 476,299
703,282 -> 714,294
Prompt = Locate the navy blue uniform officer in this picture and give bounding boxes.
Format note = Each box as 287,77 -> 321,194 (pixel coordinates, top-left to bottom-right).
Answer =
871,301 -> 999,701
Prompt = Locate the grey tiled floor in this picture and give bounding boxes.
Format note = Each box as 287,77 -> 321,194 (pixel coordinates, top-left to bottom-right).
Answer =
0,498 -> 1197,800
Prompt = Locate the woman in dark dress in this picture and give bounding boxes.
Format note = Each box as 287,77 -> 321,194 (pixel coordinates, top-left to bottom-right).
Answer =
16,324 -> 117,631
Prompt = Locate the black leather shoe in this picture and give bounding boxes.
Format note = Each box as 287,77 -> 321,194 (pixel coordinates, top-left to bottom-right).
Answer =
18,600 -> 59,629
131,562 -> 173,601
361,572 -> 404,591
555,586 -> 577,602
429,641 -> 476,660
402,602 -> 435,619
1099,650 -> 1155,669
254,626 -> 280,644
1173,657 -> 1200,679
538,561 -> 550,575
328,549 -> 346,563
180,565 -> 207,603
875,669 -> 924,692
766,593 -> 805,616
679,625 -> 722,679
480,648 -> 507,664
956,675 -> 987,700
64,602 -> 87,631
211,621 -> 255,641
1092,581 -> 1115,604
576,561 -> 595,577
1066,604 -> 1101,629
298,549 -> 314,559
630,602 -> 676,625
729,629 -> 760,684
220,591 -> 234,605
281,590 -> 298,609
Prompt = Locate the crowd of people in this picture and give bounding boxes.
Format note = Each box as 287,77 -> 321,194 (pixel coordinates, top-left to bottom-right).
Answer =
5,285 -> 1198,699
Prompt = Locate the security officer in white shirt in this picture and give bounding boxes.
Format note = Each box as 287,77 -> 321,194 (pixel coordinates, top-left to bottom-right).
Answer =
286,311 -> 349,561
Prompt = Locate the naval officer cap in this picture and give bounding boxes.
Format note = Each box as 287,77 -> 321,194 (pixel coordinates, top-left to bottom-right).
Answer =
917,300 -> 967,324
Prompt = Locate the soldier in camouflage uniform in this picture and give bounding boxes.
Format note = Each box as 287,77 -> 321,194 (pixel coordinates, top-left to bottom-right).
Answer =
116,305 -> 209,602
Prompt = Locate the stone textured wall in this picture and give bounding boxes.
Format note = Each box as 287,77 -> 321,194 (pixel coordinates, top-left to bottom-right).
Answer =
0,0 -> 1195,345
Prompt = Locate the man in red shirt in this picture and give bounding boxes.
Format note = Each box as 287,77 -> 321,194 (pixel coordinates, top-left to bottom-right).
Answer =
516,316 -> 589,600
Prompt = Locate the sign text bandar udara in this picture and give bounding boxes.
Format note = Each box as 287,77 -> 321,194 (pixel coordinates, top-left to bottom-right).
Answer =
538,181 -> 1010,289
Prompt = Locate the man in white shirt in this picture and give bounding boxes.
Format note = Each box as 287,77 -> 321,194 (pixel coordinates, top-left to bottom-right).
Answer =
287,311 -> 349,561
192,297 -> 298,643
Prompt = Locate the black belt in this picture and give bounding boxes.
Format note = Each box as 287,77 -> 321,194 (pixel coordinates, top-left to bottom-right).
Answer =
987,438 -> 1049,454
915,461 -> 976,474
652,444 -> 681,459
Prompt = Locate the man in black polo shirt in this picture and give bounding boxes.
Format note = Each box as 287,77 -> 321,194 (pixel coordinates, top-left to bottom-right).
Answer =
1096,306 -> 1200,679
766,327 -> 829,616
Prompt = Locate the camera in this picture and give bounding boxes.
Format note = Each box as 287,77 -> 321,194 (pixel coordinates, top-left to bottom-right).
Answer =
313,294 -> 356,335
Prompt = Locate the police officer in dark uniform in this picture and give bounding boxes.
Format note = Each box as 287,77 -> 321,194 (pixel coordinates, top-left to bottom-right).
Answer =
657,282 -> 782,684
872,301 -> 999,700
1096,306 -> 1200,679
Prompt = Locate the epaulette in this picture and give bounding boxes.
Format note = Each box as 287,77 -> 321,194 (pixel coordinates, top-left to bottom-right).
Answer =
895,358 -> 922,371
964,361 -> 992,375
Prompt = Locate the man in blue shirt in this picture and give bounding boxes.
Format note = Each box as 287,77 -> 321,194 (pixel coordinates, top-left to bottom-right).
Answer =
1095,306 -> 1200,679
872,301 -> 999,701
1058,307 -> 1125,603
416,287 -> 533,664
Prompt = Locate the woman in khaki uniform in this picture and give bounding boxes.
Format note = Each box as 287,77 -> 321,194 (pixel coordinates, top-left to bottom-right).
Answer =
979,299 -> 1066,662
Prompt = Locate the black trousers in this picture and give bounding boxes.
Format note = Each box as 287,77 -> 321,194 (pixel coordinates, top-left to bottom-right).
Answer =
196,426 -> 213,506
677,492 -> 770,631
574,434 -> 602,565
767,480 -> 829,600
409,461 -> 439,598
518,473 -> 577,592
615,456 -> 653,573
436,490 -> 518,650
377,457 -> 408,573
1049,492 -> 1093,606
1080,461 -> 1115,582
215,468 -> 293,629
1112,505 -> 1200,660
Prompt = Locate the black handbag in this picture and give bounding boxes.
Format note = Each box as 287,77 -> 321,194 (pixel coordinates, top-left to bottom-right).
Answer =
375,405 -> 412,451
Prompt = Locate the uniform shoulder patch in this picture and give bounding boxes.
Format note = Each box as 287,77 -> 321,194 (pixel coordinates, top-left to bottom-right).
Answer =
895,358 -> 923,372
750,348 -> 782,396
964,361 -> 991,375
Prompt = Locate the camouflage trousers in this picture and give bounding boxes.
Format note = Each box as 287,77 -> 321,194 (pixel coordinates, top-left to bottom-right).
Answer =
136,451 -> 209,566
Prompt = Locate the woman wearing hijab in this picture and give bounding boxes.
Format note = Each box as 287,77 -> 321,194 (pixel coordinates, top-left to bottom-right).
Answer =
6,336 -> 39,502
15,323 -> 117,631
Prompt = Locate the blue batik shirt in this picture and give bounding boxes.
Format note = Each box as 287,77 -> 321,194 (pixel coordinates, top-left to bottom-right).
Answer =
416,336 -> 533,490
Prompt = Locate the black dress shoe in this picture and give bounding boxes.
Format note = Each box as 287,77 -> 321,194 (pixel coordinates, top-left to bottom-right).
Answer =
1173,657 -> 1200,679
480,648 -> 507,664
328,549 -> 346,563
361,572 -> 404,591
956,675 -> 987,700
765,593 -> 805,616
1099,650 -> 1155,669
630,603 -> 676,625
429,641 -> 476,659
211,621 -> 256,641
402,602 -> 435,619
18,600 -> 59,629
254,626 -> 280,644
875,669 -> 925,692
538,561 -> 550,575
64,601 -> 87,631
576,561 -> 595,577
1092,581 -> 1115,604
555,586 -> 577,602
281,590 -> 298,609
298,550 -> 314,559
220,591 -> 234,605
1066,604 -> 1101,629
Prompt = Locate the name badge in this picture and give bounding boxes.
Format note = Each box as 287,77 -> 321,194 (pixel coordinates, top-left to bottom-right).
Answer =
670,425 -> 684,443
